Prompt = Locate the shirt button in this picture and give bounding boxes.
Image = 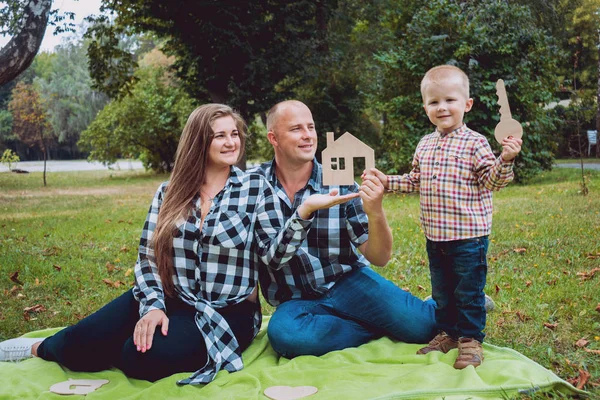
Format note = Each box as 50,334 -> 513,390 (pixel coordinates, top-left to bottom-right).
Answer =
435,162 -> 439,166
436,146 -> 441,150
432,175 -> 437,179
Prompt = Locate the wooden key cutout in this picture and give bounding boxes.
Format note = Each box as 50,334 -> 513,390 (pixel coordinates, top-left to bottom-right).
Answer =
494,79 -> 523,144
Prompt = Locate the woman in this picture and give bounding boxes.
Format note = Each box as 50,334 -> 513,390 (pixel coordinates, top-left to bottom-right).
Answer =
0,104 -> 355,384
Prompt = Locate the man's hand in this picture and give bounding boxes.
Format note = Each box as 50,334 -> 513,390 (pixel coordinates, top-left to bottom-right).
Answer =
362,168 -> 389,190
500,136 -> 523,162
298,190 -> 360,219
134,309 -> 169,353
360,174 -> 385,217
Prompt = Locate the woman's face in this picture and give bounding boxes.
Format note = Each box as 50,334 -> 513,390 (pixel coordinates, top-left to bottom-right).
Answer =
208,116 -> 241,168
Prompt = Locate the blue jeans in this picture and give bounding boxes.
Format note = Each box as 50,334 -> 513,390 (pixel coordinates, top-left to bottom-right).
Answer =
267,267 -> 437,358
426,236 -> 489,343
37,289 -> 258,381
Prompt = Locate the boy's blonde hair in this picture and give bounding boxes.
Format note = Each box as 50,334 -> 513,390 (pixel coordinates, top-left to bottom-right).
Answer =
420,65 -> 470,101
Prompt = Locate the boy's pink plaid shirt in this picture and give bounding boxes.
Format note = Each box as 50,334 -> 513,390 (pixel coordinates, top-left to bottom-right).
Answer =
387,124 -> 514,242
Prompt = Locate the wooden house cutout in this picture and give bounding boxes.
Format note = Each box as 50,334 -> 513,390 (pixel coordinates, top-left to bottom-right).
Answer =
322,131 -> 375,186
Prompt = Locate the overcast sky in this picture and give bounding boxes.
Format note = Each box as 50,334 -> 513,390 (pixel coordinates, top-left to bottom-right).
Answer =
0,0 -> 103,52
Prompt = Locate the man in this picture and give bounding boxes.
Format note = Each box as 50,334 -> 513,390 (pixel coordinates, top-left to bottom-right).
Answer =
250,100 -> 437,358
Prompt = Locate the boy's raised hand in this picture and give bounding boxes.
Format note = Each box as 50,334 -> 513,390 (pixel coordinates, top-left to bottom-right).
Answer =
361,167 -> 389,190
500,136 -> 523,162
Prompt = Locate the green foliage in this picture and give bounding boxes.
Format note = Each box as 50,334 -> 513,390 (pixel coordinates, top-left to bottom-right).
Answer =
373,0 -> 561,182
0,109 -> 14,149
85,20 -> 140,99
35,41 -> 109,158
0,148 -> 19,169
79,65 -> 196,172
90,0 -> 338,120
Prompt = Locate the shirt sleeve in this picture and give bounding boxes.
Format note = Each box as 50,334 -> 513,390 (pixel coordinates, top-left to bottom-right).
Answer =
253,179 -> 312,271
473,137 -> 514,191
344,182 -> 369,246
132,183 -> 167,317
387,142 -> 422,193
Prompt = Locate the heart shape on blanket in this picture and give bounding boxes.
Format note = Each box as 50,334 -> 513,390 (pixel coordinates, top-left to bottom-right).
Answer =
264,385 -> 318,400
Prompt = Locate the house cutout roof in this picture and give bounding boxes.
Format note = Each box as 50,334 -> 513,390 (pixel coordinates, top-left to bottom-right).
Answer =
322,131 -> 375,186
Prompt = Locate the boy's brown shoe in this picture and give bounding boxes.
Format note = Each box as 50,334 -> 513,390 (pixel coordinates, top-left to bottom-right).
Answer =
453,338 -> 483,369
417,332 -> 458,354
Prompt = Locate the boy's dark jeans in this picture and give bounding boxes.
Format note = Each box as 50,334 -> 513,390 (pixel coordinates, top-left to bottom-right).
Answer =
37,289 -> 257,381
426,236 -> 489,343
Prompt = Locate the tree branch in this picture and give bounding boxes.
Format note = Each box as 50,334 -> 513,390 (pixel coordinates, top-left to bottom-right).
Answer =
0,0 -> 52,86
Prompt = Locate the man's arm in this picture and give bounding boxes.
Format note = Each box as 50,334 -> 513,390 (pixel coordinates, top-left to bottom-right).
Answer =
357,174 -> 393,266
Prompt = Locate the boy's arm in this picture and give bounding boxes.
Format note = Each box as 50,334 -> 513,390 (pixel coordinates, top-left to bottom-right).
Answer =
476,136 -> 522,190
366,157 -> 421,193
387,157 -> 421,193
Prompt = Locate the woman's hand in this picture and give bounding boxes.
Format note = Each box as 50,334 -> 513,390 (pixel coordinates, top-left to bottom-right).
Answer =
133,309 -> 169,353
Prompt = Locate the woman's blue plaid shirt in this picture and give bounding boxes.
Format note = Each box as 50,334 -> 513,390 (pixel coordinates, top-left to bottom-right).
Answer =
132,166 -> 311,384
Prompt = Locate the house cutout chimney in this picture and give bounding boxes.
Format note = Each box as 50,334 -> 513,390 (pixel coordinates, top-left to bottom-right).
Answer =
322,131 -> 375,186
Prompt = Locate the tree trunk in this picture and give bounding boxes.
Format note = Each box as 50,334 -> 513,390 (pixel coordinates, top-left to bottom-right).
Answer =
42,146 -> 47,186
0,0 -> 53,86
597,28 -> 600,158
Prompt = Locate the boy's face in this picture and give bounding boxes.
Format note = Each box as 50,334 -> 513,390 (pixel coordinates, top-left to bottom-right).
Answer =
422,77 -> 473,134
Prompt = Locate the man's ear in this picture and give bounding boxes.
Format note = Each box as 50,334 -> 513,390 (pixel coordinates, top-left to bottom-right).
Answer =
465,98 -> 474,112
267,131 -> 278,146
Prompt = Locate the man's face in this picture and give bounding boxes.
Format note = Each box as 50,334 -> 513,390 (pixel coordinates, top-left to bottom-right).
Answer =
268,104 -> 317,164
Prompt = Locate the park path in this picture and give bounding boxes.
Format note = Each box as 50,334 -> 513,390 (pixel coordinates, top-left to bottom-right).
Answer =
554,162 -> 600,171
2,159 -> 599,173
0,159 -> 144,173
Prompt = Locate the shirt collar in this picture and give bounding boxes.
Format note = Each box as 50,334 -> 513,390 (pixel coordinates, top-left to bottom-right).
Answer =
266,158 -> 321,192
228,165 -> 244,186
436,123 -> 468,138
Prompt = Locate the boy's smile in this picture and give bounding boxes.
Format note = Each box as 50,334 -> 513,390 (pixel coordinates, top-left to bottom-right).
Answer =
422,78 -> 473,134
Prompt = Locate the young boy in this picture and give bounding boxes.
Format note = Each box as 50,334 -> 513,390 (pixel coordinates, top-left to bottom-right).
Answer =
369,65 -> 522,369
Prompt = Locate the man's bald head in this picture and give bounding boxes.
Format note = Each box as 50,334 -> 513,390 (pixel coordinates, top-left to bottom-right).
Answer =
266,100 -> 310,133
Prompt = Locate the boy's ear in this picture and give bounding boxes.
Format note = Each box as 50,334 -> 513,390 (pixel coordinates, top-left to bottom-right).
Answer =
464,98 -> 474,112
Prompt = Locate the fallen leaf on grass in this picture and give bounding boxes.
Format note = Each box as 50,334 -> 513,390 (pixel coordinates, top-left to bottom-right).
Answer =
584,348 -> 600,355
125,268 -> 133,277
516,311 -> 531,322
495,284 -> 500,294
102,278 -> 126,289
525,280 -> 532,287
53,264 -> 61,271
546,278 -> 557,286
42,246 -> 62,256
513,248 -> 527,254
24,304 -> 46,313
106,262 -> 116,273
9,271 -> 23,285
417,285 -> 425,291
120,245 -> 129,253
8,285 -> 21,296
586,252 -> 600,259
577,268 -> 600,281
567,369 -> 591,390
575,338 -> 589,348
543,322 -> 558,330
596,303 -> 600,312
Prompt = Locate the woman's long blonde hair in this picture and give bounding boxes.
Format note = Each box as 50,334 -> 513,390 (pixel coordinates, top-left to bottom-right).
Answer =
152,104 -> 247,297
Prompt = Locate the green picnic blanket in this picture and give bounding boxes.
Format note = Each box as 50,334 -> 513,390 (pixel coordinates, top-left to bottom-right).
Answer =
0,318 -> 585,399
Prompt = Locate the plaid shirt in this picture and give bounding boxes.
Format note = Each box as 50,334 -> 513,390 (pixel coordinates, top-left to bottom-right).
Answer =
250,160 -> 370,306
132,166 -> 311,385
388,124 -> 514,242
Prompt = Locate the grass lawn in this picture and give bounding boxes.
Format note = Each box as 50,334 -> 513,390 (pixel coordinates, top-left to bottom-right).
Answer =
555,158 -> 600,164
1,167 -> 599,397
